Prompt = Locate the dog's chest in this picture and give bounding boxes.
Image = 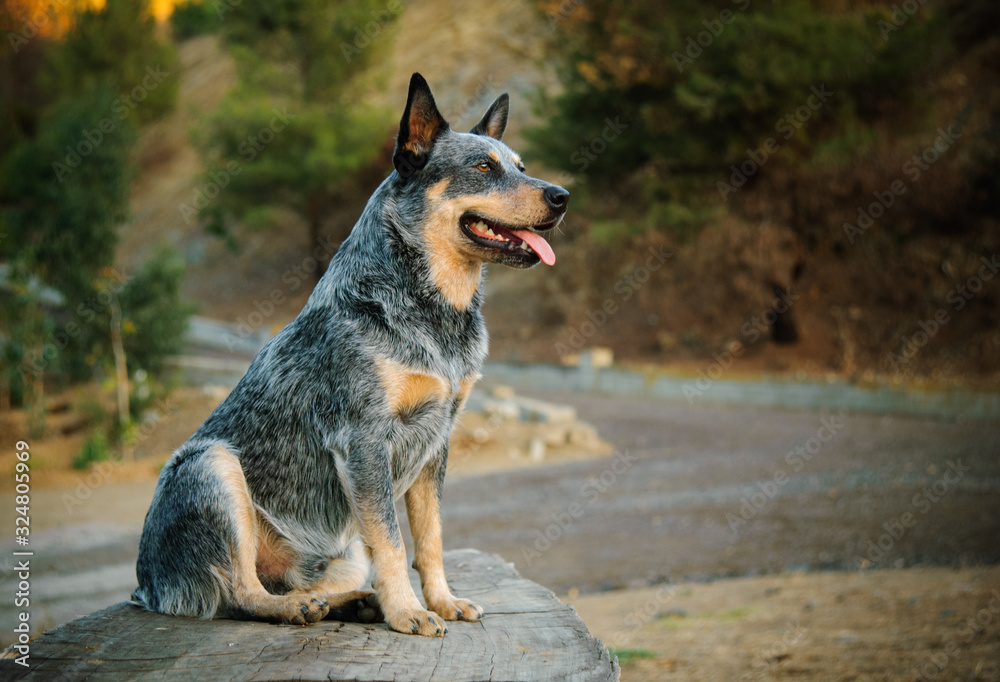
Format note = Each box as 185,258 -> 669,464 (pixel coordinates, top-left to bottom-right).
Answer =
377,358 -> 479,491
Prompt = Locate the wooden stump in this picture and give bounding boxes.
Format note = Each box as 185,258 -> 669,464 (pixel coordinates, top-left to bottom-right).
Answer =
1,549 -> 619,681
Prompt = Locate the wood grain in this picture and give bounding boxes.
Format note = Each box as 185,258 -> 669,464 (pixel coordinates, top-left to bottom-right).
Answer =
1,549 -> 619,681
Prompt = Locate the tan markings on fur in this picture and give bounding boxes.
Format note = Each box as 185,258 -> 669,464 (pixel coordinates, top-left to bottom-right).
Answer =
456,191 -> 552,229
488,150 -> 500,163
377,357 -> 449,418
255,526 -> 294,583
511,152 -> 522,167
404,469 -> 449,605
422,178 -> 481,310
423,218 -> 482,310
207,447 -> 270,609
427,177 -> 450,201
358,508 -> 424,617
404,468 -> 481,622
456,372 -> 481,413
208,446 -> 260,593
406,92 -> 445,155
422,180 -> 553,310
207,446 -> 328,623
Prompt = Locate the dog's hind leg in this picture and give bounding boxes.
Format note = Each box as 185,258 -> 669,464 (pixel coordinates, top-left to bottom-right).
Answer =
205,447 -> 331,625
405,451 -> 483,622
286,538 -> 382,623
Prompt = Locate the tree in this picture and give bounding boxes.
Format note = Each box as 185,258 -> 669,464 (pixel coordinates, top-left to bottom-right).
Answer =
43,0 -> 178,124
170,0 -> 224,41
188,0 -> 399,274
0,86 -> 135,426
118,249 -> 198,375
0,0 -> 188,433
526,0 -> 946,237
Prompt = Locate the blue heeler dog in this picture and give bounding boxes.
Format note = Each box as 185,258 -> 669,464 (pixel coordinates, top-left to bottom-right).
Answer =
132,73 -> 569,636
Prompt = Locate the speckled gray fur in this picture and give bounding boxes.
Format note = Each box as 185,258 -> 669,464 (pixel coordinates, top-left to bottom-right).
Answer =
131,74 -> 568,622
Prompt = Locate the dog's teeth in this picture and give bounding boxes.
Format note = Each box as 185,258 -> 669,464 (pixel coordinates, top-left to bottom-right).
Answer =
485,228 -> 496,237
520,242 -> 529,251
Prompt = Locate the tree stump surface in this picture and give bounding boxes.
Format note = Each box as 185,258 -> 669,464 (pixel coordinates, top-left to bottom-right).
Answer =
1,549 -> 619,681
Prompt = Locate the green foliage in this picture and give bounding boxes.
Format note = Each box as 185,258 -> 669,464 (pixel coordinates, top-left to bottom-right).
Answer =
221,0 -> 398,100
527,0 -> 950,236
170,0 -> 224,40
0,87 -> 135,296
0,86 -> 137,400
118,250 -> 198,375
0,3 -> 192,410
194,92 -> 389,238
191,0 -> 399,247
43,0 -> 178,124
609,648 -> 658,665
73,430 -> 112,470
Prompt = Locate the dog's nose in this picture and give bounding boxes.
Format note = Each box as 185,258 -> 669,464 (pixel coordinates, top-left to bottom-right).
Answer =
543,185 -> 570,211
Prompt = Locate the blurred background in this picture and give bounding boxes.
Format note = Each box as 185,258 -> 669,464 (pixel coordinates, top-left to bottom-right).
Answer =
1,0 -> 999,679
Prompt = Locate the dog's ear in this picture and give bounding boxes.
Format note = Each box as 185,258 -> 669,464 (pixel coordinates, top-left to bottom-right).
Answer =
470,93 -> 509,141
394,73 -> 449,177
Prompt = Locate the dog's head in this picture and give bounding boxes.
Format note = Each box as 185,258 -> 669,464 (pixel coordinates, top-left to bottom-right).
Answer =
392,73 -> 569,271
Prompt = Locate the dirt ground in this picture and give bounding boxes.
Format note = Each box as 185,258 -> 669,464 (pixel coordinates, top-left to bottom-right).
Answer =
569,565 -> 1000,681
3,385 -> 998,681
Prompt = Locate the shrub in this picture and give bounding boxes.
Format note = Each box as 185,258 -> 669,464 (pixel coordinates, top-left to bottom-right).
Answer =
74,430 -> 111,470
170,1 -> 223,40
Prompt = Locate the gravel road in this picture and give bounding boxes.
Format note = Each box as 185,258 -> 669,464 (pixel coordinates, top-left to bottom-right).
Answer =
3,388 -> 998,646
431,389 -> 1000,593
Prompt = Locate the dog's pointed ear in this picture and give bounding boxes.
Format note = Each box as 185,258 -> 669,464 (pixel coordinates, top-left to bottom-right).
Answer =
470,93 -> 509,141
394,73 -> 449,177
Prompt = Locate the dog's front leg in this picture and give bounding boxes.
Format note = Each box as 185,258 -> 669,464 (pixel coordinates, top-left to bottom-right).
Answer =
344,444 -> 447,637
405,450 -> 484,623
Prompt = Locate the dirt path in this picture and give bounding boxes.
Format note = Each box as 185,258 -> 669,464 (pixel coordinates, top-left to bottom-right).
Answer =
570,565 -> 1000,681
436,387 -> 1000,594
3,387 -> 998,680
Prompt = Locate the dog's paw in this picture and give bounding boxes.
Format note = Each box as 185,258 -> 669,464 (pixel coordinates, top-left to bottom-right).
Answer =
385,606 -> 448,637
325,590 -> 383,623
429,596 -> 484,622
284,593 -> 330,625
354,592 -> 383,623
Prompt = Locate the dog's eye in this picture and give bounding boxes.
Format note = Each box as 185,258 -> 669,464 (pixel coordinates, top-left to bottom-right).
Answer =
476,162 -> 491,172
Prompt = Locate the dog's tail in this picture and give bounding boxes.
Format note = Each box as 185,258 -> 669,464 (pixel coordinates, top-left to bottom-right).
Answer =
130,586 -> 151,611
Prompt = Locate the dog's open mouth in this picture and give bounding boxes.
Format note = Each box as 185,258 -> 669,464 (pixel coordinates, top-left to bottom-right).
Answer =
460,213 -> 557,265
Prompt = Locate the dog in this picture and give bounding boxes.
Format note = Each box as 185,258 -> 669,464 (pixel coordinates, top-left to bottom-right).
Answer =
132,73 -> 569,637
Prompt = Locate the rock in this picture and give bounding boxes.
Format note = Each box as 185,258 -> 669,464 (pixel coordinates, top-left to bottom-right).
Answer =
539,425 -> 570,447
483,399 -> 520,422
568,422 -> 600,448
528,438 -> 546,462
580,347 -> 614,369
491,385 -> 516,399
512,396 -> 577,424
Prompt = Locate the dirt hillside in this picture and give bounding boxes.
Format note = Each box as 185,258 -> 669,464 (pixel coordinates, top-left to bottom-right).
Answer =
119,2 -> 1000,390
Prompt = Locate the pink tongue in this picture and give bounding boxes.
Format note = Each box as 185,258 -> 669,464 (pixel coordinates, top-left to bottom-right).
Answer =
511,230 -> 556,265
